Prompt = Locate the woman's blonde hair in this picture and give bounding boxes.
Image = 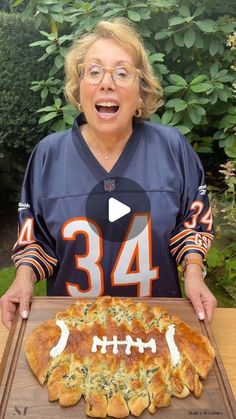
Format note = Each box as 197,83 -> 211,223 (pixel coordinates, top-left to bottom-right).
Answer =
64,18 -> 163,119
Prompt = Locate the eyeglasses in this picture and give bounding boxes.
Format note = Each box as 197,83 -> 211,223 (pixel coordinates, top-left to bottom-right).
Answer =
77,62 -> 141,87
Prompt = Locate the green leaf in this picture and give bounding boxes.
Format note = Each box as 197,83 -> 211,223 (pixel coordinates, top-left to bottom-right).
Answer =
188,106 -> 201,124
195,19 -> 216,33
37,106 -> 56,113
169,74 -> 187,86
164,85 -> 185,95
169,16 -> 186,26
38,53 -> 49,62
209,39 -> 219,56
39,31 -> 50,37
193,5 -> 205,18
39,0 -> 57,4
219,115 -> 236,129
179,5 -> 190,17
31,85 -> 41,92
197,146 -> 213,153
174,125 -> 191,134
190,83 -> 212,93
102,9 -> 123,18
127,10 -> 141,21
169,112 -> 183,125
37,5 -> 48,13
30,40 -> 50,47
155,63 -> 169,75
166,98 -> 187,111
207,248 -> 224,268
155,31 -> 170,40
161,110 -> 173,124
150,114 -> 161,124
59,47 -> 67,58
41,87 -> 48,100
214,82 -> 224,90
195,32 -> 204,48
228,106 -> 236,115
149,53 -> 165,63
209,63 -> 219,78
38,112 -> 58,123
52,120 -> 67,132
11,0 -> 25,6
184,29 -> 195,48
190,75 -> 206,85
54,55 -> 64,69
63,113 -> 74,125
217,75 -> 233,83
51,13 -> 64,23
165,38 -> 174,54
50,4 -> 64,13
225,144 -> 236,159
191,97 -> 209,105
46,44 -> 57,54
220,23 -> 236,33
225,136 -> 236,147
62,104 -> 77,113
193,104 -> 206,116
57,34 -> 73,45
174,33 -> 185,47
54,98 -> 62,109
208,91 -> 218,105
49,65 -> 60,77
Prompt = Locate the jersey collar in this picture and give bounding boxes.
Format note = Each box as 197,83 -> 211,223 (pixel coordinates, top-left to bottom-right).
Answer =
72,114 -> 144,181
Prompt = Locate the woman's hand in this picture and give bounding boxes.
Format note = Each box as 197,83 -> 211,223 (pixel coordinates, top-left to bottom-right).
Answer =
0,266 -> 36,330
183,264 -> 217,322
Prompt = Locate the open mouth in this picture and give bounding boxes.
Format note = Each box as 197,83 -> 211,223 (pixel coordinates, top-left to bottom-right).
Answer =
95,101 -> 119,114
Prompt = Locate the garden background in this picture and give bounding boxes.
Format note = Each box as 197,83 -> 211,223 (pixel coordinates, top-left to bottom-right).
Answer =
0,0 -> 235,305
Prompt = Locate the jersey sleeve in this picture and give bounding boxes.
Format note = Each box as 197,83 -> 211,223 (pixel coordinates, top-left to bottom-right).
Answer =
12,144 -> 58,281
169,135 -> 213,265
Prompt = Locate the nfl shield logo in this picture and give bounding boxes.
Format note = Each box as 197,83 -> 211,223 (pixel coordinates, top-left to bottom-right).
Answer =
104,178 -> 116,192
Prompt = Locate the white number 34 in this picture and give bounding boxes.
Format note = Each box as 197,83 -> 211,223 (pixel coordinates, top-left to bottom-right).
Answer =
62,215 -> 159,298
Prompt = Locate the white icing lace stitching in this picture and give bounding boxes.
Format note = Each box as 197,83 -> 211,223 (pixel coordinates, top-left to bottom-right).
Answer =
91,335 -> 157,355
50,319 -> 69,358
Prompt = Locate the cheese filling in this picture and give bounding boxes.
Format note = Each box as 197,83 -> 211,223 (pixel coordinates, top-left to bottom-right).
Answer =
165,324 -> 180,366
50,319 -> 69,358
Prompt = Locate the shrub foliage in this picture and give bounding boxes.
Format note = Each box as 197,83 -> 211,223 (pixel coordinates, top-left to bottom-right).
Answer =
12,0 -> 236,159
0,12 -> 50,200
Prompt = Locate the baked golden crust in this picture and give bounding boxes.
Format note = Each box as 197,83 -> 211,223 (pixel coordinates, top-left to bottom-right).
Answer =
24,297 -> 215,417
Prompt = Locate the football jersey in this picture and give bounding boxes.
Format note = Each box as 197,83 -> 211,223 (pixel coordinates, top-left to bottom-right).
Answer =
12,115 -> 213,297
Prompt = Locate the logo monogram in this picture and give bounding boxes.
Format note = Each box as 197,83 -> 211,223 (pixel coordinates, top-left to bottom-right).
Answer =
104,178 -> 116,192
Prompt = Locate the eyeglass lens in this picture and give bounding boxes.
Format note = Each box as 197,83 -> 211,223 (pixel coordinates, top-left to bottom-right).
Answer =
83,63 -> 136,86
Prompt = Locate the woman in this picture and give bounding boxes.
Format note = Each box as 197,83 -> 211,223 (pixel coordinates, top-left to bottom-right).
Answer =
0,18 -> 217,329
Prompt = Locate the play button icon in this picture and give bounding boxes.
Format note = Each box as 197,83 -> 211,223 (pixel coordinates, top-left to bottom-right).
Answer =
86,177 -> 150,242
109,198 -> 131,222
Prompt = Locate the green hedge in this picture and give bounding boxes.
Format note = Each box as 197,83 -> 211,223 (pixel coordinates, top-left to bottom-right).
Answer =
16,0 -> 236,162
0,12 -> 51,202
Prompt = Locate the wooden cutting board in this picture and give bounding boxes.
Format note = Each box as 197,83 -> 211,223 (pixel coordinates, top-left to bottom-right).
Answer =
0,297 -> 235,419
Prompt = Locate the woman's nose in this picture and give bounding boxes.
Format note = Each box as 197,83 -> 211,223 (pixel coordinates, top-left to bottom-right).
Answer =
100,71 -> 116,90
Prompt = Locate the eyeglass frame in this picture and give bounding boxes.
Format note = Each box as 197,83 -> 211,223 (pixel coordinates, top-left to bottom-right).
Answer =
77,61 -> 142,87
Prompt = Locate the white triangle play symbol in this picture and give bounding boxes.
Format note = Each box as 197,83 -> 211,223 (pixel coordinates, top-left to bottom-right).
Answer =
108,197 -> 131,222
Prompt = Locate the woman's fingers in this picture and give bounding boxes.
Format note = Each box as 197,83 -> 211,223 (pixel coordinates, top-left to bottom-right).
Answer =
201,290 -> 217,323
0,298 -> 18,329
19,292 -> 32,320
184,273 -> 217,323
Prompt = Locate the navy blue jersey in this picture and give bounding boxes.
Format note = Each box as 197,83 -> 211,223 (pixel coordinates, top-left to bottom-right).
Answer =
12,115 -> 213,297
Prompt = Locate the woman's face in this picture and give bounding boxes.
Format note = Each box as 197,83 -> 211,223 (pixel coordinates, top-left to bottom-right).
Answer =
79,38 -> 140,139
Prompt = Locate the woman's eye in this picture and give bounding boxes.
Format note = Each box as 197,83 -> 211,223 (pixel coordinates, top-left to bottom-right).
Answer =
88,66 -> 102,76
115,68 -> 129,78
